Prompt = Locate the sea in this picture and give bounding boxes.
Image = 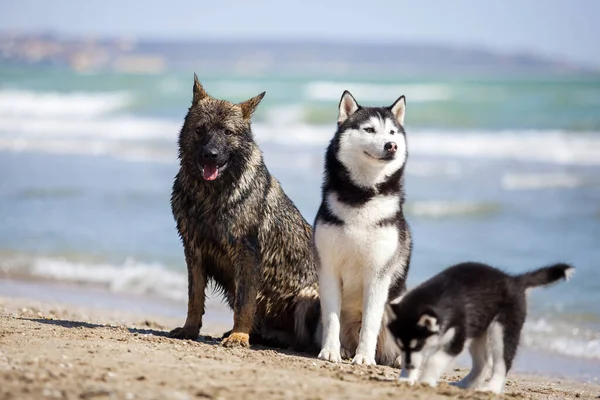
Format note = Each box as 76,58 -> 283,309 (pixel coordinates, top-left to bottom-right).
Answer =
0,66 -> 599,380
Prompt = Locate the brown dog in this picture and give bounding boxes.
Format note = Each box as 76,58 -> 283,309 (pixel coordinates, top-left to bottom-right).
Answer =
168,74 -> 319,349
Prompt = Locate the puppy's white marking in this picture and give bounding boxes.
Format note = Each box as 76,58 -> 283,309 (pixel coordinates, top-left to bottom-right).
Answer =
479,322 -> 506,394
419,350 -> 456,387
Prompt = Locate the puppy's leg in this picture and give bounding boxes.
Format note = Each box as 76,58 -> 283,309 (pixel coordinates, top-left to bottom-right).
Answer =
221,238 -> 260,348
452,333 -> 489,389
479,322 -> 507,394
398,350 -> 423,385
353,273 -> 392,365
419,349 -> 456,387
317,265 -> 343,363
169,247 -> 206,340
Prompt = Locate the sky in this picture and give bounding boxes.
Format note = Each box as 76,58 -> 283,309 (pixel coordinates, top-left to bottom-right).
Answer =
1,0 -> 599,67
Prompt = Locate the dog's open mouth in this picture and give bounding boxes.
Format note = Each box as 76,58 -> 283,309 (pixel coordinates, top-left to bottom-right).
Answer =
200,163 -> 227,181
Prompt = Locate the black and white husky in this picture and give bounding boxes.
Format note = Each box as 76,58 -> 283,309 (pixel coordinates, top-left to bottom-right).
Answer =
313,91 -> 412,365
388,262 -> 574,393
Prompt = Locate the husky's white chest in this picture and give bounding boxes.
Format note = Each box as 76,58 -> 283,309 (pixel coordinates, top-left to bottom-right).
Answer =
315,192 -> 401,272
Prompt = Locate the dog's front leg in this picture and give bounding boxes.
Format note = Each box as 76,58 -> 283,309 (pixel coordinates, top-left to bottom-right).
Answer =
221,238 -> 259,348
317,264 -> 343,363
169,246 -> 207,340
352,273 -> 392,365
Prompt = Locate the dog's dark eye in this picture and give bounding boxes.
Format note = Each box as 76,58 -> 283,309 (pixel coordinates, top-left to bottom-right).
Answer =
390,130 -> 395,135
224,129 -> 233,136
364,127 -> 375,133
194,126 -> 202,135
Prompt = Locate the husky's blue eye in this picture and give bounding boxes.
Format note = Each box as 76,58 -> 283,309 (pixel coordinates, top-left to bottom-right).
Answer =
364,127 -> 375,133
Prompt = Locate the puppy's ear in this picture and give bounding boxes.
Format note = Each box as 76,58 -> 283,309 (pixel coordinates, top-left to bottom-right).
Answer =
240,91 -> 266,120
417,309 -> 440,332
338,90 -> 360,125
389,95 -> 406,125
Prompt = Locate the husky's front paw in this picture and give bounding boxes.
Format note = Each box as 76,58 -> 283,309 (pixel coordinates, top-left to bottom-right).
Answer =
420,377 -> 438,388
351,353 -> 376,366
318,348 -> 342,363
398,377 -> 416,385
221,332 -> 250,348
476,385 -> 503,395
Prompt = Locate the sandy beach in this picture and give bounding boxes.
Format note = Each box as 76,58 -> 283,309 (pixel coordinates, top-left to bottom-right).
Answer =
1,281 -> 599,400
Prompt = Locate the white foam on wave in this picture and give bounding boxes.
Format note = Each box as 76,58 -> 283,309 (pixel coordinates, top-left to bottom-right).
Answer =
0,115 -> 180,140
27,257 -> 189,303
523,318 -> 600,360
2,97 -> 600,169
409,130 -> 600,166
502,173 -> 589,190
405,200 -> 500,218
305,81 -> 453,103
0,90 -> 131,118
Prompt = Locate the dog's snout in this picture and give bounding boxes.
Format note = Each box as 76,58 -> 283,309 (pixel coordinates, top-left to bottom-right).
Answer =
384,142 -> 398,153
202,148 -> 219,160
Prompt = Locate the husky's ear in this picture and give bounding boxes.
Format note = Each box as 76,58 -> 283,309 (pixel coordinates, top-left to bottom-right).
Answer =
338,90 -> 360,125
389,95 -> 406,125
239,91 -> 266,120
417,309 -> 439,333
192,73 -> 208,104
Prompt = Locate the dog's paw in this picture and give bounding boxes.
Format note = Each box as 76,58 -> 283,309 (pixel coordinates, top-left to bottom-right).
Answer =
221,332 -> 250,348
168,326 -> 199,340
351,353 -> 376,366
397,377 -> 416,386
340,346 -> 353,360
476,385 -> 503,394
318,348 -> 342,363
419,378 -> 438,388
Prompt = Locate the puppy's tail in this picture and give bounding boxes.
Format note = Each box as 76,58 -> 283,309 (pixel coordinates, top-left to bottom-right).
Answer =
514,263 -> 575,289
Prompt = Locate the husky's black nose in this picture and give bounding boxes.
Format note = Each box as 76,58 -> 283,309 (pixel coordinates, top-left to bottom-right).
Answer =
201,148 -> 219,162
384,142 -> 398,153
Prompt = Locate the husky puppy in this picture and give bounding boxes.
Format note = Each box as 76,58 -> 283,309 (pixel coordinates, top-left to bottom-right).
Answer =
313,90 -> 412,365
388,262 -> 574,393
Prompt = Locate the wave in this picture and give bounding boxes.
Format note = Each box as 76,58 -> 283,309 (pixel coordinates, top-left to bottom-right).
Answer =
502,173 -> 589,190
1,89 -> 600,168
405,200 -> 501,218
305,81 -> 453,102
1,255 -> 188,303
0,90 -> 131,118
523,318 -> 600,360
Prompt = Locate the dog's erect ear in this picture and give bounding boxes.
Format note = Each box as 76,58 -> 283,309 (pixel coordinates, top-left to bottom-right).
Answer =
417,309 -> 439,333
338,90 -> 360,125
389,95 -> 406,125
239,92 -> 266,120
192,73 -> 208,104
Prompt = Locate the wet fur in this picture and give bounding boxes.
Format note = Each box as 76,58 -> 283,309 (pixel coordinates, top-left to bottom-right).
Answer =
169,74 -> 319,350
388,262 -> 574,393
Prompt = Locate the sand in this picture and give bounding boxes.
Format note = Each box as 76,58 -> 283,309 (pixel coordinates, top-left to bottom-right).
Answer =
1,295 -> 599,400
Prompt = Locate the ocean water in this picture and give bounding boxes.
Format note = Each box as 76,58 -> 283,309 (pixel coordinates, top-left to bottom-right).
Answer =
1,67 -> 600,375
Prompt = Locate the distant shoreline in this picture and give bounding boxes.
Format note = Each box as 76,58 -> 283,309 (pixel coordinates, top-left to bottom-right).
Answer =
1,32 -> 598,76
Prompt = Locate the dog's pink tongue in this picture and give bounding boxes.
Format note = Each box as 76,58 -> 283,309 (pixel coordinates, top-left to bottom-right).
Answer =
202,165 -> 219,181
